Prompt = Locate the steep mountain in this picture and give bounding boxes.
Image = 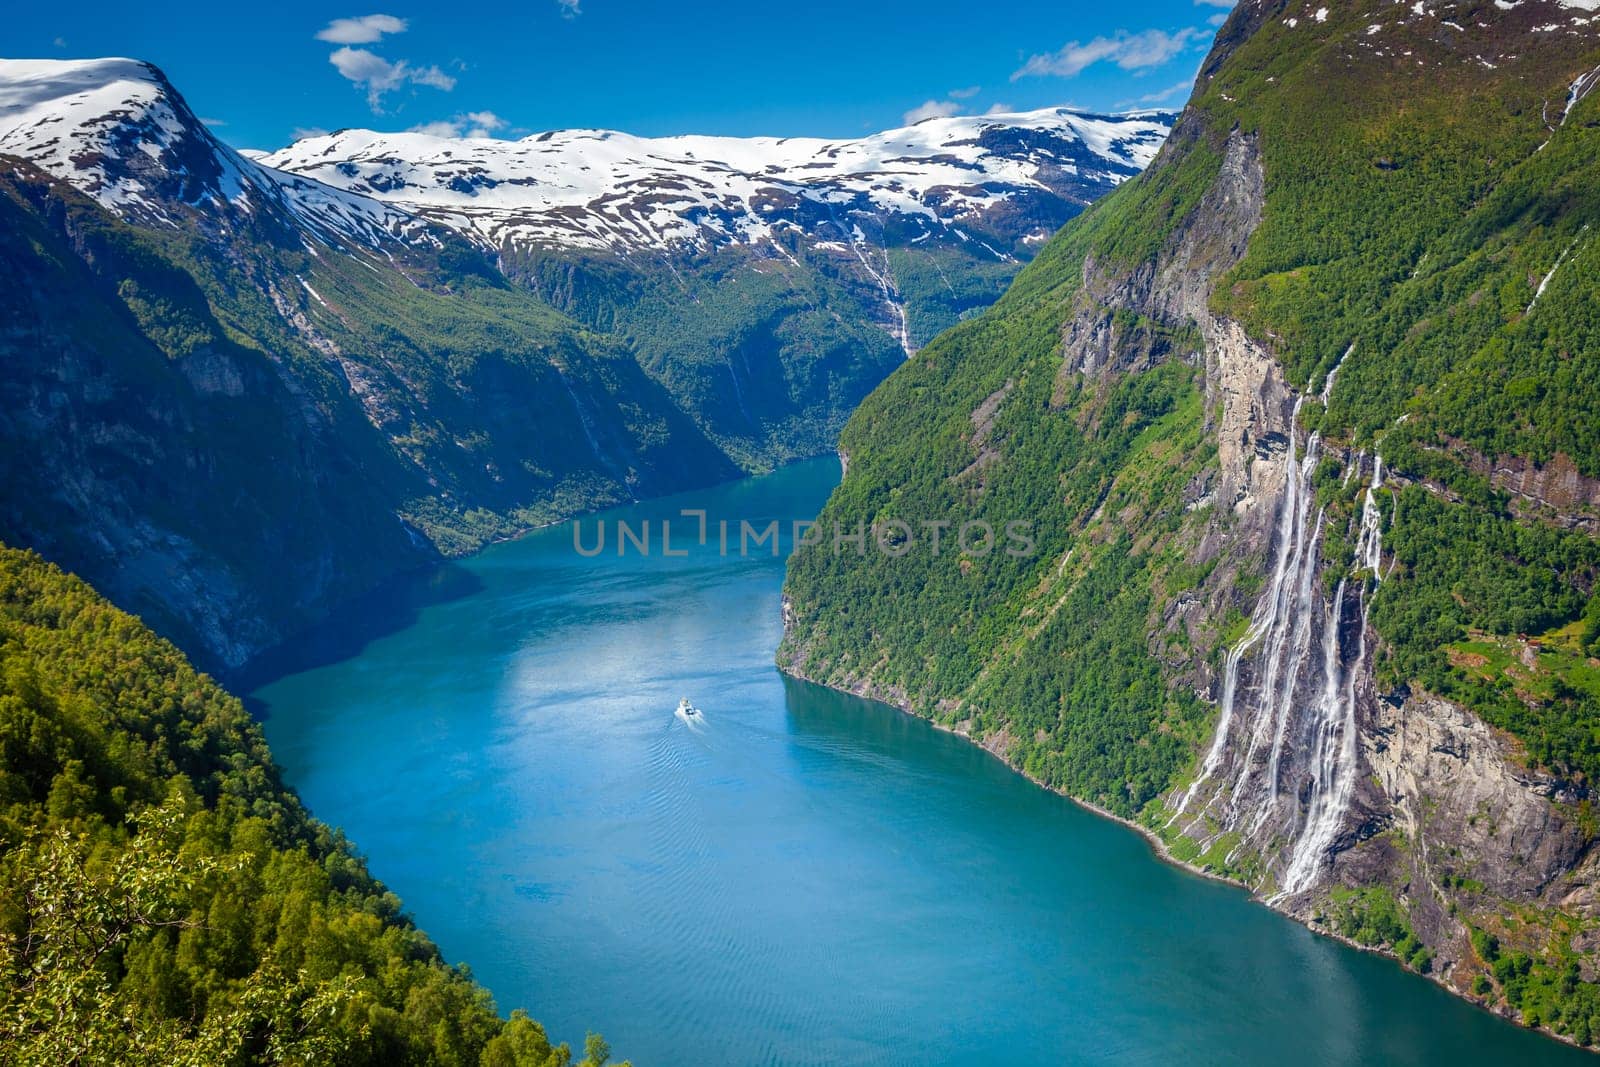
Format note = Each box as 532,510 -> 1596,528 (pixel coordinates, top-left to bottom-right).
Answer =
0,57 -> 1165,670
260,110 -> 1168,260
780,0 -> 1600,1042
0,543 -> 615,1065
262,108 -> 1173,465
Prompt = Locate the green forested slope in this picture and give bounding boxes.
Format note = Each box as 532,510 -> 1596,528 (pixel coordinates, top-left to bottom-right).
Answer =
0,163 -> 736,668
781,0 -> 1600,804
0,545 -> 617,1066
508,245 -> 910,471
780,1 -> 1600,1039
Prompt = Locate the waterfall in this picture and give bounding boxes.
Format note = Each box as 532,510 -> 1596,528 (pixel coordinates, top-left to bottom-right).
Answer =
1171,400 -> 1388,897
1527,224 -> 1590,314
1277,578 -> 1360,896
1562,62 -> 1600,127
1359,456 -> 1385,577
1320,343 -> 1353,403
1224,420 -> 1323,833
557,371 -> 606,463
1277,457 -> 1385,896
1169,399 -> 1310,819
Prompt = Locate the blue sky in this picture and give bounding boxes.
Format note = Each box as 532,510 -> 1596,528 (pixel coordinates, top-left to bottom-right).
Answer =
7,1 -> 1233,149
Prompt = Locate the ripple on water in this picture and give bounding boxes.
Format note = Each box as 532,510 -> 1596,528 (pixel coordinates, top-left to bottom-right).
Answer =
250,459 -> 1596,1067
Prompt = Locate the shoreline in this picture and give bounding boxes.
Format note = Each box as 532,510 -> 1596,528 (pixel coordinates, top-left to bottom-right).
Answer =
234,447 -> 1580,1054
776,661 -> 1583,1055
233,456 -> 846,689
916,714 -> 1241,889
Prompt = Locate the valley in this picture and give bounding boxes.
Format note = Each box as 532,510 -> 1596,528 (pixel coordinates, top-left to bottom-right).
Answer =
4,0 -> 1600,1061
0,57 -> 1169,670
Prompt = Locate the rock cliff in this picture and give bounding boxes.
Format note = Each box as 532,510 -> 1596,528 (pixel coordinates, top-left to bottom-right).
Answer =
780,0 -> 1600,1041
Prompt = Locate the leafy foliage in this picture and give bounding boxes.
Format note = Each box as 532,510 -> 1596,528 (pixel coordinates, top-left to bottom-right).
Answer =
783,0 -> 1600,817
1328,886 -> 1431,972
1372,487 -> 1600,780
781,260 -> 1216,815
0,546 -> 619,1066
1470,924 -> 1600,1043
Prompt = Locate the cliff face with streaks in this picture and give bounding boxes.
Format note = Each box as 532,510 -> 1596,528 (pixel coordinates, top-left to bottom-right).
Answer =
0,59 -> 1168,669
781,0 -> 1600,1041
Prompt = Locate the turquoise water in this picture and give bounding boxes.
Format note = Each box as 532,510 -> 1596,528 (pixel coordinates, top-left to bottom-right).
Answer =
248,458 -> 1589,1066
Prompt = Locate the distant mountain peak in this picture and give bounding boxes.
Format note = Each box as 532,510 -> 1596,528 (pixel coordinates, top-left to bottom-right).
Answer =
0,57 -> 435,251
259,106 -> 1176,257
0,57 -> 249,218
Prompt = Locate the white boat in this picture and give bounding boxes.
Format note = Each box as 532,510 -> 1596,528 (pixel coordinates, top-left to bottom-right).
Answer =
675,697 -> 702,722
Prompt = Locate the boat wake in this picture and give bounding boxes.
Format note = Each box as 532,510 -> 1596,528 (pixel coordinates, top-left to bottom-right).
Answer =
675,697 -> 707,730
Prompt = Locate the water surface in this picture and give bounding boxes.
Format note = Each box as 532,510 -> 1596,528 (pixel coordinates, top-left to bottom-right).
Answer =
250,458 -> 1588,1066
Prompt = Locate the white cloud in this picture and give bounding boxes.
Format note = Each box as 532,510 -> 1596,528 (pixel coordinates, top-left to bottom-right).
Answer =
1194,0 -> 1235,7
1208,12 -> 1229,24
984,102 -> 1015,114
199,117 -> 227,127
1136,78 -> 1195,105
53,36 -> 67,47
330,46 -> 456,110
409,120 -> 464,137
948,85 -> 981,99
316,14 -> 408,44
409,110 -> 510,138
557,0 -> 582,17
1012,27 -> 1207,80
459,110 -> 503,127
292,126 -> 331,141
903,99 -> 963,124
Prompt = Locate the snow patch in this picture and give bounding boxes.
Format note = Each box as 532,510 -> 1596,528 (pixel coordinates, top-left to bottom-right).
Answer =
0,58 -> 434,252
261,106 -> 1174,256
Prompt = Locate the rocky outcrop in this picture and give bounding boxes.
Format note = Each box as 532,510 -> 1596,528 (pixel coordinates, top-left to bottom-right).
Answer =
1308,686 -> 1600,1017
1363,691 -> 1589,907
778,0 -> 1600,1047
0,159 -> 737,672
1476,449 -> 1600,531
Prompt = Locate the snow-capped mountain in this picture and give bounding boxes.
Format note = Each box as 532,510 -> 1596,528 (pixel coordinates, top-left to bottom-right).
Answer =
0,56 -> 1175,673
1,56 -> 1171,265
0,57 -> 431,249
2,57 -> 1173,359
260,109 -> 1173,257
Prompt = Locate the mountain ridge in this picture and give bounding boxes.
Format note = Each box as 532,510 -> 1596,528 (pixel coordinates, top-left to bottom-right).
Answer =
257,105 -> 1173,267
0,55 -> 1168,669
0,57 -> 434,250
779,0 -> 1600,1044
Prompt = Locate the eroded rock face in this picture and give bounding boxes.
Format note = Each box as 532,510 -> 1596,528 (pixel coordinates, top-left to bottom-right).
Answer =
1313,688 -> 1600,998
1043,110 -> 1592,977
1366,692 -> 1585,904
1058,128 -> 1265,377
1485,451 -> 1600,531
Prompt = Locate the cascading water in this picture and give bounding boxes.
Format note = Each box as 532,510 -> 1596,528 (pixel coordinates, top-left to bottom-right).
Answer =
1169,399 -> 1312,819
1171,398 -> 1387,897
1359,456 -> 1386,577
1277,457 -> 1386,896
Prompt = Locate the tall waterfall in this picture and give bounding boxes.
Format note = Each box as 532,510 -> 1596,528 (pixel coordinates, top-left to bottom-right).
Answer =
1276,458 -> 1386,895
1172,403 -> 1386,897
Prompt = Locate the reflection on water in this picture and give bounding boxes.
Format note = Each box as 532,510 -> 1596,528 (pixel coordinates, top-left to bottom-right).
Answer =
249,457 -> 1588,1067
